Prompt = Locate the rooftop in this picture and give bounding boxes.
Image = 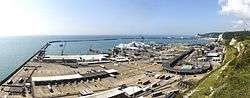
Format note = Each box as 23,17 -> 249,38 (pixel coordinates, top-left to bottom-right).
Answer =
32,74 -> 83,82
44,54 -> 108,61
79,88 -> 124,98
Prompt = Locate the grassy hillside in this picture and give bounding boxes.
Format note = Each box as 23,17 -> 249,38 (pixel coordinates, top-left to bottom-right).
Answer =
222,31 -> 250,41
212,38 -> 250,98
222,31 -> 250,45
185,46 -> 237,98
185,31 -> 250,98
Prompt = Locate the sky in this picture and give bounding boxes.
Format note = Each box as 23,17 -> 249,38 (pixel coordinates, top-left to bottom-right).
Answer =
0,0 -> 249,36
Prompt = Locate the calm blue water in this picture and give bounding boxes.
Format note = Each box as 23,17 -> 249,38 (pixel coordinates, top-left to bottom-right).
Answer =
0,35 -> 207,81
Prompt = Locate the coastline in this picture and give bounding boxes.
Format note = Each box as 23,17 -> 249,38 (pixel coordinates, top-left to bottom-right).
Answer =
0,43 -> 50,85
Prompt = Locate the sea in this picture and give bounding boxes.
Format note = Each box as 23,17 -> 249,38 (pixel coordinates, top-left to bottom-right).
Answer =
0,35 -> 208,81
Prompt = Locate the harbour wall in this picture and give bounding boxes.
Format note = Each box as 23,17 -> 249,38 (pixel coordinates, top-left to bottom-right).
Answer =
0,43 -> 50,85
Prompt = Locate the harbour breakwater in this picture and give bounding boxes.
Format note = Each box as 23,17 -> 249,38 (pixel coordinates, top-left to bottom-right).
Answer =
0,43 -> 51,85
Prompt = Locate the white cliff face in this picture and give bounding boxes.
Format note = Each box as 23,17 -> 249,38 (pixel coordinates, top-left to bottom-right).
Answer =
218,34 -> 223,42
235,42 -> 244,53
229,38 -> 244,53
229,38 -> 237,46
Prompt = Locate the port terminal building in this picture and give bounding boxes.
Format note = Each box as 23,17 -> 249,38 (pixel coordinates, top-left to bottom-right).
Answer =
32,69 -> 118,85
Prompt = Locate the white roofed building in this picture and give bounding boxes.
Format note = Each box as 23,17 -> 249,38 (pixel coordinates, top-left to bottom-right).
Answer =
121,86 -> 143,96
79,88 -> 126,98
43,54 -> 110,64
44,54 -> 108,61
79,86 -> 143,98
32,74 -> 83,82
206,52 -> 220,57
115,42 -> 150,50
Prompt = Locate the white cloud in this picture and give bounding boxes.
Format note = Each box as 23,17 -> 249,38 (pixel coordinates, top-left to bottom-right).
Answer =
232,20 -> 244,28
219,0 -> 250,19
229,19 -> 250,30
219,0 -> 250,30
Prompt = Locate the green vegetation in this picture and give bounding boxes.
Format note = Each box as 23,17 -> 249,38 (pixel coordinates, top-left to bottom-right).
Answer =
198,31 -> 250,45
185,31 -> 250,98
185,46 -> 237,98
221,31 -> 250,45
212,39 -> 250,98
222,31 -> 250,41
197,32 -> 222,38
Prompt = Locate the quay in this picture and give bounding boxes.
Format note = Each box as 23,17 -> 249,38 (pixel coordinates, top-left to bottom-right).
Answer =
0,39 -> 224,98
0,42 -> 50,85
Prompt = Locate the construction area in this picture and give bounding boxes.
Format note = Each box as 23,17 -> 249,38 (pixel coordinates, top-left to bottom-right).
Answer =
0,39 -> 224,98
